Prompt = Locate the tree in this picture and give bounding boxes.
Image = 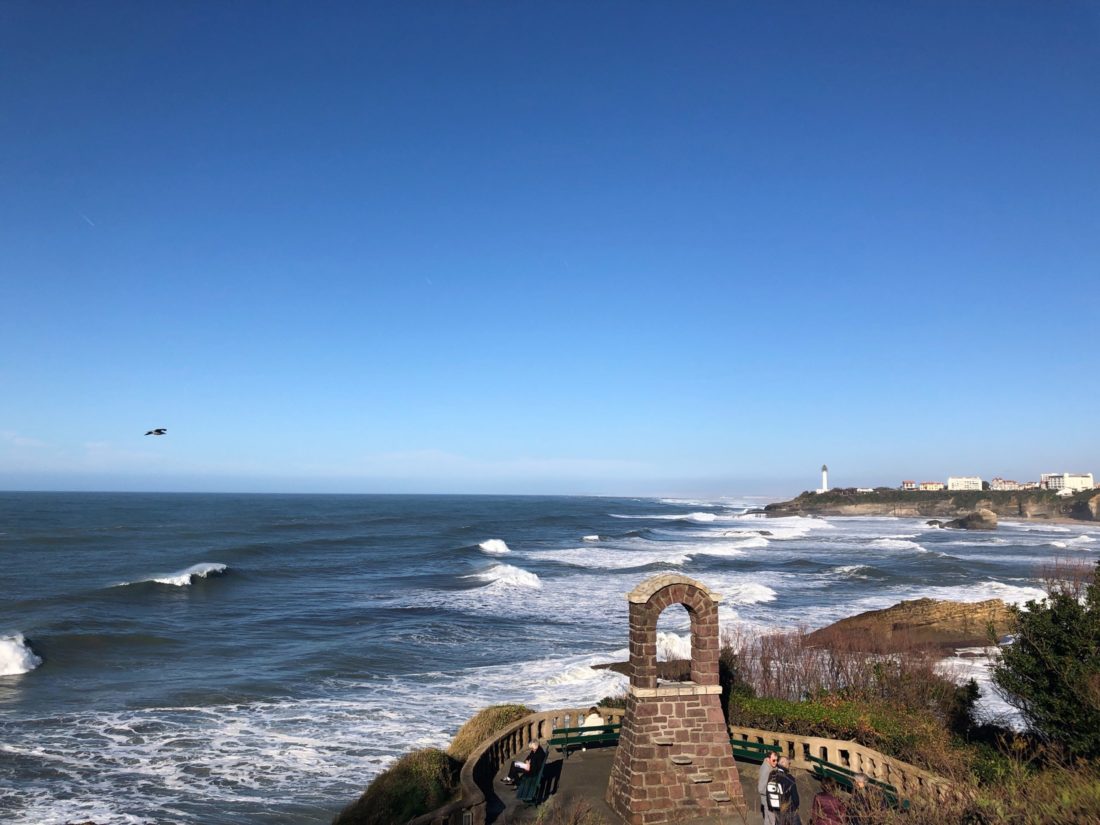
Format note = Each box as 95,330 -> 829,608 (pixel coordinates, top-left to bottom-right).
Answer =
992,559 -> 1100,759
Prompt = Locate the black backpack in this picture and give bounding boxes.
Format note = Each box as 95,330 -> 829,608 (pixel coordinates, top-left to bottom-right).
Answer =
765,768 -> 790,812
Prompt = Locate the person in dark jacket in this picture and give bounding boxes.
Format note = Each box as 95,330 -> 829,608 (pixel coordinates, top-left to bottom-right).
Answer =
810,776 -> 847,825
502,740 -> 546,785
767,755 -> 802,825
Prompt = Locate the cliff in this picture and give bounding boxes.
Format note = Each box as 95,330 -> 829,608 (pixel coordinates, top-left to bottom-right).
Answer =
765,488 -> 1100,522
804,597 -> 1017,653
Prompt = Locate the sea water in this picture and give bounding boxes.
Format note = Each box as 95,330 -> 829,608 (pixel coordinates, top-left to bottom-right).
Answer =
0,492 -> 1094,824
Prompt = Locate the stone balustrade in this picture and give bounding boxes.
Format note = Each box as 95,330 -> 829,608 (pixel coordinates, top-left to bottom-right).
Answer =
407,706 -> 626,825
728,723 -> 957,803
407,710 -> 956,824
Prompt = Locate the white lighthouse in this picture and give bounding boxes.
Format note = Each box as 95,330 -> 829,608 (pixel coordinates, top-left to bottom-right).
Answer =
818,464 -> 829,494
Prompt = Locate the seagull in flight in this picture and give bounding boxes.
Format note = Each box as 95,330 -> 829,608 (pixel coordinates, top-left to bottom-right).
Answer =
145,428 -> 167,436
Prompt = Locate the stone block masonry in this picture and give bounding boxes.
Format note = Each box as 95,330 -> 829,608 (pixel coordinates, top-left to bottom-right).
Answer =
606,574 -> 746,824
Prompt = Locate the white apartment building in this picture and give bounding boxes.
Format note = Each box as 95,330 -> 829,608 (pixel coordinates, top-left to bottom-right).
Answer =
1041,472 -> 1095,492
947,476 -> 983,491
990,477 -> 1021,491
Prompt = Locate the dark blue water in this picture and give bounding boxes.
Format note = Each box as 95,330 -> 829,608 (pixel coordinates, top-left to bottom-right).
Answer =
1,492 -> 1092,824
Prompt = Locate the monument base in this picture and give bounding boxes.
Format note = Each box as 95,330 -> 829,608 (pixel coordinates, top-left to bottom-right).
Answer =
606,683 -> 746,825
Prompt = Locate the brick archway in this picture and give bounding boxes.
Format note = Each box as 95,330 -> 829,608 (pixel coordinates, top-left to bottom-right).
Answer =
606,574 -> 746,824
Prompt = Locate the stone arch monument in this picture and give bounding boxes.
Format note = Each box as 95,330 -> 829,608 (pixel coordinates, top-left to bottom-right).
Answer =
606,574 -> 746,824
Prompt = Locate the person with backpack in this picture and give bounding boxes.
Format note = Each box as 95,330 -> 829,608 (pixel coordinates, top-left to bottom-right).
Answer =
766,755 -> 802,825
758,750 -> 780,825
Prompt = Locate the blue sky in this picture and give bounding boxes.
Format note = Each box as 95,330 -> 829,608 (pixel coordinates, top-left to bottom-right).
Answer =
2,2 -> 1098,497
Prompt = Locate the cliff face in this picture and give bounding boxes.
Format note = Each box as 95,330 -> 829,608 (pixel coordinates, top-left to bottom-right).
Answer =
804,598 -> 1017,653
765,490 -> 1100,522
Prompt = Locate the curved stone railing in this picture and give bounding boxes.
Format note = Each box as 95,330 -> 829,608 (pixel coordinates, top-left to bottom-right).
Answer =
406,709 -> 956,824
728,724 -> 957,802
407,705 -> 627,825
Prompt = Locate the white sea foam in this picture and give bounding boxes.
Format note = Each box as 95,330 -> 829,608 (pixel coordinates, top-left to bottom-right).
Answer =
724,582 -> 778,604
656,632 -> 692,660
610,511 -> 723,523
0,633 -> 42,676
478,538 -> 511,555
919,580 -> 1047,606
830,564 -> 873,579
870,538 -> 926,552
1,651 -> 629,825
582,535 -> 600,542
937,654 -> 1023,729
467,563 -> 542,589
117,562 -> 228,588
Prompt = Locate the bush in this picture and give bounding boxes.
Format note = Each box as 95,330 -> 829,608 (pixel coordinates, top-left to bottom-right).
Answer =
728,693 -> 964,776
447,703 -> 533,762
992,559 -> 1100,759
533,794 -> 611,825
333,704 -> 532,825
332,748 -> 456,825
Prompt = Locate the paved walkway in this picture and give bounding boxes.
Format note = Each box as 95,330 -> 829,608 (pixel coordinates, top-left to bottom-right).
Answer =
492,746 -> 821,824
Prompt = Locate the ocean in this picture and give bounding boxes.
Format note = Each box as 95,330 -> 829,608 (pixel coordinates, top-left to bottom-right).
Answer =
1,492 -> 1095,824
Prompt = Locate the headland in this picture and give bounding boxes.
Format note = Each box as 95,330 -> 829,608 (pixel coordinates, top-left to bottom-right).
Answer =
763,488 -> 1100,523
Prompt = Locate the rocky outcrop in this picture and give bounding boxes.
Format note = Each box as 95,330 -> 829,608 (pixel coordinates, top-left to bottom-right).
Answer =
805,598 -> 1017,653
944,508 -> 998,530
765,489 -> 1098,522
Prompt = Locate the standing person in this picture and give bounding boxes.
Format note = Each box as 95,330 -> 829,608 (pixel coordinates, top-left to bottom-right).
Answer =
758,750 -> 780,825
501,740 -> 546,785
765,755 -> 802,825
809,776 -> 847,825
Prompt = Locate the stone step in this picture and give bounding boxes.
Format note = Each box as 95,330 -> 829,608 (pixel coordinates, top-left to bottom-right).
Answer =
689,773 -> 713,784
654,736 -> 674,746
670,755 -> 693,765
710,791 -> 731,803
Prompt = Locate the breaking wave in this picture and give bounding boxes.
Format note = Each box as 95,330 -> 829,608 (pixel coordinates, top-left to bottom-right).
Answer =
0,633 -> 42,676
478,539 -> 511,555
117,562 -> 229,588
870,538 -> 926,552
466,563 -> 542,590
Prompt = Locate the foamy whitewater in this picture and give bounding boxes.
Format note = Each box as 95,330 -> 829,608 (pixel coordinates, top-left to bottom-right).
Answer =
1,493 -> 1093,824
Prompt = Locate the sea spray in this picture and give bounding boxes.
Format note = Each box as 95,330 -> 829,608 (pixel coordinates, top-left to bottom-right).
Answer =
0,633 -> 42,676
478,539 -> 511,555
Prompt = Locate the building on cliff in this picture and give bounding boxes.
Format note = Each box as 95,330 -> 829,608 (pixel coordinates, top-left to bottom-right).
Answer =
1041,472 -> 1095,492
919,481 -> 946,491
948,476 -> 983,491
901,480 -> 917,491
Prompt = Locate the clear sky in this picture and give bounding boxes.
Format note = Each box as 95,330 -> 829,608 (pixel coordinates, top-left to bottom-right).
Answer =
2,2 -> 1098,497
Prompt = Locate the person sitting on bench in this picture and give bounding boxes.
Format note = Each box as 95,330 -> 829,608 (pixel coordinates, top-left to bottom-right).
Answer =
502,740 -> 546,785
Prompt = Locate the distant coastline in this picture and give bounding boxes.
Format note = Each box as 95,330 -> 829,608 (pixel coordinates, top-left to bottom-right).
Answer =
763,488 -> 1100,523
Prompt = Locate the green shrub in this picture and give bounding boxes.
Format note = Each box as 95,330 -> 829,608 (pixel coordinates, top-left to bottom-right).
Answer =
729,694 -> 963,776
992,559 -> 1100,759
447,703 -> 533,762
332,748 -> 456,825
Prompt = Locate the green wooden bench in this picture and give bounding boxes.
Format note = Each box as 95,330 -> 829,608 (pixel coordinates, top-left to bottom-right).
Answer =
548,722 -> 621,758
515,756 -> 547,804
729,738 -> 782,763
806,754 -> 908,810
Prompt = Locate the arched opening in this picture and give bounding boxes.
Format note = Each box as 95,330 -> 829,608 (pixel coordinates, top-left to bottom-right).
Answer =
655,602 -> 692,682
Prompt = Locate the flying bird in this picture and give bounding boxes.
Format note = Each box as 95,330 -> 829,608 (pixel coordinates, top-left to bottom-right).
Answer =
145,428 -> 167,436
